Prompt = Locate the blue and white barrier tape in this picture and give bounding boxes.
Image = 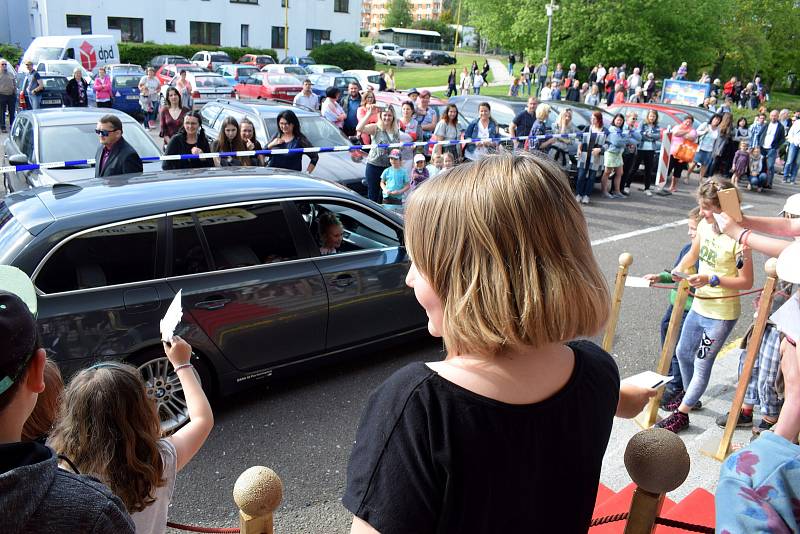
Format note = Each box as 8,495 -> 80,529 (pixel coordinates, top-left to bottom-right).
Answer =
1,132 -> 590,173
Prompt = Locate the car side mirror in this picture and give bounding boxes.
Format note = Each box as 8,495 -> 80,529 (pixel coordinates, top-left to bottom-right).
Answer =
9,154 -> 28,165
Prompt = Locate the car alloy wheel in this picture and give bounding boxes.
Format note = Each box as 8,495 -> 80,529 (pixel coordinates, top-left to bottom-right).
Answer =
137,355 -> 191,434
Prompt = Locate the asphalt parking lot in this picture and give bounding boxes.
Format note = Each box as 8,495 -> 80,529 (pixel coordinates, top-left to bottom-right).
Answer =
0,127 -> 793,532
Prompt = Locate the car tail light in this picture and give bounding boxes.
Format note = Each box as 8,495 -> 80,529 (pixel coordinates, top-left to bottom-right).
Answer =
206,62 -> 213,71
230,89 -> 237,99
192,90 -> 201,98
18,91 -> 26,110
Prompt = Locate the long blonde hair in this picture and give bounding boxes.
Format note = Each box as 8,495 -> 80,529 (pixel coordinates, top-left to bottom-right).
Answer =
50,362 -> 165,512
405,152 -> 609,356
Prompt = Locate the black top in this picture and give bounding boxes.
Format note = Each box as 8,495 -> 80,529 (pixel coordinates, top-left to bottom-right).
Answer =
343,340 -> 620,534
267,134 -> 319,171
512,109 -> 536,139
93,137 -> 143,177
162,131 -> 214,170
65,78 -> 88,107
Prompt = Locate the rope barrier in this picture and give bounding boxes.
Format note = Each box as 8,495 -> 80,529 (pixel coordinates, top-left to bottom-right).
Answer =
166,521 -> 240,533
649,284 -> 764,299
0,132 -> 592,173
589,513 -> 715,533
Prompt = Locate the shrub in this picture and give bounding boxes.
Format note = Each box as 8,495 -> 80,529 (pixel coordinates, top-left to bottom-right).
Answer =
309,41 -> 375,71
118,42 -> 277,67
0,44 -> 23,66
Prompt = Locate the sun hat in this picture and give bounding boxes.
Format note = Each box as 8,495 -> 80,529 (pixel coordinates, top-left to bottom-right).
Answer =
780,194 -> 800,216
413,153 -> 425,163
777,241 -> 800,284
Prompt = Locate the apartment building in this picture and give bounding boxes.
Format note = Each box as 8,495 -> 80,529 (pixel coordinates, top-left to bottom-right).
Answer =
361,0 -> 441,34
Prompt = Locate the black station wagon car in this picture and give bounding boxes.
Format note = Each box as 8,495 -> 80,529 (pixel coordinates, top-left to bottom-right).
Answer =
0,169 -> 426,431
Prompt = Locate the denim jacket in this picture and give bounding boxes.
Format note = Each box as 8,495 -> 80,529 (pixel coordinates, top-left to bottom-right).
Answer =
605,125 -> 628,155
639,123 -> 662,151
463,118 -> 499,158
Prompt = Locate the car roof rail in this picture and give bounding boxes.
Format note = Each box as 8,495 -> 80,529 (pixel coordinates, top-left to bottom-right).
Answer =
51,182 -> 83,198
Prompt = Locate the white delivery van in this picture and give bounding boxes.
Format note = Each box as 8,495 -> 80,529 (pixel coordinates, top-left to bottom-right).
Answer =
21,35 -> 119,74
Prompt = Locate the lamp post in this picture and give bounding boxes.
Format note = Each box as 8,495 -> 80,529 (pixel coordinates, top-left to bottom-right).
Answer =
544,0 -> 559,66
284,0 -> 289,59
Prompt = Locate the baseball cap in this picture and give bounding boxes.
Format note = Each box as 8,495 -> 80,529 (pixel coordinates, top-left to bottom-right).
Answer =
407,88 -> 420,96
389,149 -> 401,159
0,266 -> 39,396
419,89 -> 431,98
776,241 -> 800,284
779,194 -> 800,216
413,153 -> 425,163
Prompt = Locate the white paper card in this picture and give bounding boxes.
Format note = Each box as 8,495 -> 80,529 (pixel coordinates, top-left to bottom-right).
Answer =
625,276 -> 652,288
769,292 -> 800,342
160,290 -> 183,342
712,212 -> 725,227
622,370 -> 674,390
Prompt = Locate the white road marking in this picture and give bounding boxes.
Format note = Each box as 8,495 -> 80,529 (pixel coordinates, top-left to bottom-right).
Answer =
590,205 -> 754,247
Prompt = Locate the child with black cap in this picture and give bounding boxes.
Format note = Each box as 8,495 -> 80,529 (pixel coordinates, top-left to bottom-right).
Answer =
0,266 -> 133,534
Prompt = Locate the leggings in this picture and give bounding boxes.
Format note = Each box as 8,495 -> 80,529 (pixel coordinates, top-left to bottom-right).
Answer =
675,309 -> 737,408
365,163 -> 388,203
634,149 -> 656,190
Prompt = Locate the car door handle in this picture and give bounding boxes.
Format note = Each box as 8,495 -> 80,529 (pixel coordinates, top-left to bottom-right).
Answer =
194,297 -> 232,310
330,274 -> 355,288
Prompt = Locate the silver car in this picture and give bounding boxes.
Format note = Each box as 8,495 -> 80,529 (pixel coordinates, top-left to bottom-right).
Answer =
160,71 -> 235,109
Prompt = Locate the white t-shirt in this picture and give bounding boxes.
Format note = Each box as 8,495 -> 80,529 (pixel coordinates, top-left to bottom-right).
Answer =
763,122 -> 779,149
468,121 -> 491,160
132,439 -> 178,534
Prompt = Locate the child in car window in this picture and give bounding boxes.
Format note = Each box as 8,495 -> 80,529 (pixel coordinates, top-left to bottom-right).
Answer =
319,212 -> 344,255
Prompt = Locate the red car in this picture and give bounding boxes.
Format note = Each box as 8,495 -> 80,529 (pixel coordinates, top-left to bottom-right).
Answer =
234,72 -> 303,103
237,54 -> 276,69
607,102 -> 694,129
155,64 -> 204,85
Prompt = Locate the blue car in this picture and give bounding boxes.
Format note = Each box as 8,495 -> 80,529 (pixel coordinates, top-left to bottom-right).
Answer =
307,74 -> 361,98
214,64 -> 260,87
88,72 -> 143,117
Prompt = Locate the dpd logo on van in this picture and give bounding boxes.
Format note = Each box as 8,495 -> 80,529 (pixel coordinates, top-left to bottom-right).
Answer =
79,41 -> 97,71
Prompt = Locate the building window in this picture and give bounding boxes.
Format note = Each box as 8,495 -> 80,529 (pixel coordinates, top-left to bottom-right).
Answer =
166,19 -> 176,32
66,14 -> 92,34
271,26 -> 286,49
334,0 -> 349,12
107,17 -> 143,42
305,29 -> 330,50
241,24 -> 249,47
190,21 -> 221,45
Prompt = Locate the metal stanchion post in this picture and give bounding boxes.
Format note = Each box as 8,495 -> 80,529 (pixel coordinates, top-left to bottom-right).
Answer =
603,253 -> 634,353
233,466 -> 283,534
634,279 -> 691,429
700,258 -> 778,461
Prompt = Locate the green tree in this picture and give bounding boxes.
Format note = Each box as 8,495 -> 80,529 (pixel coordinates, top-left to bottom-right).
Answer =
411,20 -> 453,49
385,0 -> 413,28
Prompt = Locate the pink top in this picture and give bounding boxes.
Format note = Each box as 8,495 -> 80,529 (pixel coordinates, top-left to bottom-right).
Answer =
670,127 -> 698,156
357,107 -> 379,144
93,75 -> 112,101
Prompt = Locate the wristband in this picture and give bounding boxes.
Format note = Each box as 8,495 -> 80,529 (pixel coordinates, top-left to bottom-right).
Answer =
737,228 -> 749,244
743,230 -> 751,248
709,274 -> 720,288
174,363 -> 194,372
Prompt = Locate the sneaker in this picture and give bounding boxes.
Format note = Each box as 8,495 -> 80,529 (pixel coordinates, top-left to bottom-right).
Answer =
662,390 -> 684,411
581,195 -> 589,205
638,186 -> 647,192
715,411 -> 753,428
603,192 -> 614,199
747,183 -> 752,191
656,188 -> 672,196
654,410 -> 689,433
613,192 -> 627,199
623,187 -> 631,195
644,190 -> 653,196
750,418 -> 776,442
575,194 -> 581,202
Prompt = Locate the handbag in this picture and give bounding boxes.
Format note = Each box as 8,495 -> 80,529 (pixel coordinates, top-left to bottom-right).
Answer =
674,139 -> 699,163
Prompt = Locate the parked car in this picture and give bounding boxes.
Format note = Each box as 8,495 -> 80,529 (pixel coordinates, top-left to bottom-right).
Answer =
425,51 -> 456,66
191,51 -> 233,71
2,108 -> 161,193
344,69 -> 382,91
35,60 -> 92,83
104,63 -> 145,76
307,74 -> 361,98
371,43 -> 402,54
657,103 -> 715,123
18,75 -> 68,111
237,54 -> 276,68
235,72 -> 304,103
200,99 -> 368,193
149,55 -> 192,68
372,49 -> 405,67
448,95 -> 525,136
279,56 -> 316,66
546,101 -> 613,131
261,64 -> 309,81
403,49 -> 425,62
155,63 -> 205,85
87,72 -> 144,116
215,64 -> 261,87
160,71 -> 236,109
306,64 -> 344,75
607,102 -> 693,130
0,169 -> 424,432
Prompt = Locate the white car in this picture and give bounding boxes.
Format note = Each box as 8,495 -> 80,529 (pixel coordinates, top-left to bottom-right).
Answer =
159,71 -> 235,109
344,70 -> 382,91
35,60 -> 92,83
306,64 -> 343,75
190,50 -> 233,71
261,64 -> 309,81
372,50 -> 405,67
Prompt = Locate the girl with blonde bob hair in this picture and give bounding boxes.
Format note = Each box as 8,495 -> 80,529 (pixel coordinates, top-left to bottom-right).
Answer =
344,151 -> 623,534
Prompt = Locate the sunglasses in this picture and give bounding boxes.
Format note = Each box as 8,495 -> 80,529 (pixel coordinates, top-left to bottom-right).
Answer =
95,128 -> 119,137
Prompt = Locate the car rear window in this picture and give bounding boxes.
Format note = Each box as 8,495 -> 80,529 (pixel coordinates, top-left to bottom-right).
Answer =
237,67 -> 258,78
195,76 -> 229,88
256,56 -> 274,63
267,74 -> 302,85
285,66 -> 307,76
367,75 -> 380,84
211,53 -> 231,63
0,202 -> 33,264
113,75 -> 140,88
41,77 -> 67,90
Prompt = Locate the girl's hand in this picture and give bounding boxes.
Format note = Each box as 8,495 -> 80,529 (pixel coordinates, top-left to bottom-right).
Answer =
245,139 -> 255,150
164,335 -> 192,367
715,212 -> 743,239
643,274 -> 660,286
191,147 -> 202,155
687,274 -> 709,288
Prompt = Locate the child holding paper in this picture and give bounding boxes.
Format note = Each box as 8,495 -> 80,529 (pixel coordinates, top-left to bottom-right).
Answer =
654,180 -> 753,433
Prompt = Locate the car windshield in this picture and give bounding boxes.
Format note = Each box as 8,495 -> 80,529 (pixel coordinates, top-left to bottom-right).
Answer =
194,76 -> 229,88
267,74 -> 302,85
367,75 -> 381,83
211,54 -> 231,63
285,66 -> 307,76
264,115 -> 349,147
491,103 -> 525,126
27,47 -> 63,62
41,77 -> 67,90
38,122 -> 161,163
256,56 -> 273,63
323,67 -> 342,73
237,67 -> 258,78
334,77 -> 359,89
113,75 -> 141,88
167,56 -> 190,64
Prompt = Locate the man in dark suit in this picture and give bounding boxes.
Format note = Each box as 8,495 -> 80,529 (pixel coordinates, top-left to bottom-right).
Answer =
757,109 -> 786,188
94,114 -> 143,177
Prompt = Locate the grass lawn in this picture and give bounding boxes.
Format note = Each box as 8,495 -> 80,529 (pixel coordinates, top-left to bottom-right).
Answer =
431,83 -> 519,99
391,53 -> 500,90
